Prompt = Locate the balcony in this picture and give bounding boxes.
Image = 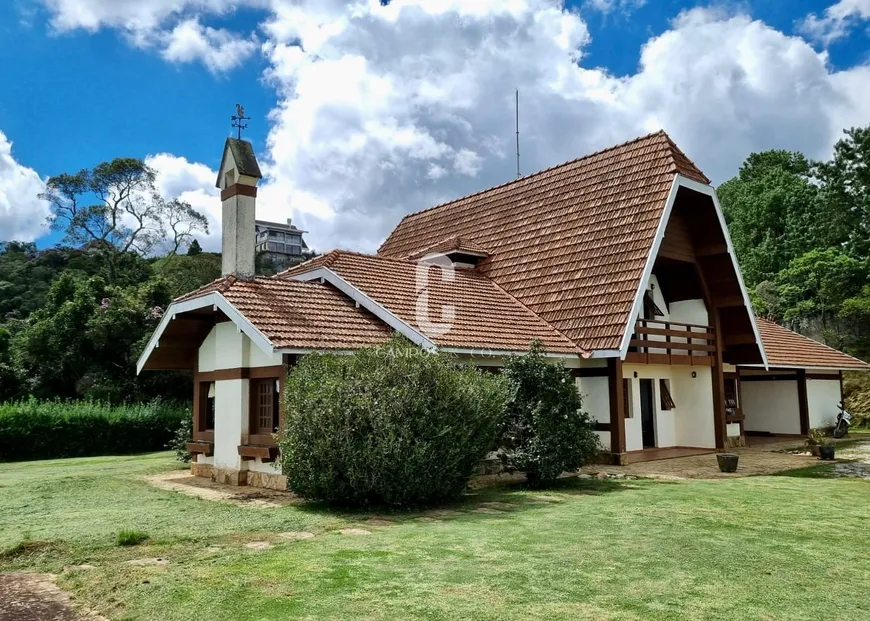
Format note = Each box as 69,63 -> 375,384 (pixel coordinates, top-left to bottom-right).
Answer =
625,318 -> 716,366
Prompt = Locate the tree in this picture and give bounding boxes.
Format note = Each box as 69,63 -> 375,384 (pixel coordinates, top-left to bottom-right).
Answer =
816,126 -> 870,257
11,273 -> 171,401
152,253 -> 222,298
718,151 -> 839,287
40,158 -> 208,258
500,342 -> 599,485
163,199 -> 209,256
186,239 -> 202,256
773,248 -> 866,328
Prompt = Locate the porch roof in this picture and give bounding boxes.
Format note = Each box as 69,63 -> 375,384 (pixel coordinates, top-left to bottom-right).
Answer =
755,318 -> 870,371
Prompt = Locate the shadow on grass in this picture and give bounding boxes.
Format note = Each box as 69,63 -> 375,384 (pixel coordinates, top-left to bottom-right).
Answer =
288,474 -> 660,524
772,463 -> 839,479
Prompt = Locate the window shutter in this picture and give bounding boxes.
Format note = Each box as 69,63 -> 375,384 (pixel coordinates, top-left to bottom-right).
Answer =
659,379 -> 675,410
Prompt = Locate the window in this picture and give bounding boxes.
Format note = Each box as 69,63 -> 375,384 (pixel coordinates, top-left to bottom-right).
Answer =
659,379 -> 675,410
224,170 -> 235,188
199,382 -> 215,431
643,290 -> 665,319
251,378 -> 280,434
623,378 -> 633,418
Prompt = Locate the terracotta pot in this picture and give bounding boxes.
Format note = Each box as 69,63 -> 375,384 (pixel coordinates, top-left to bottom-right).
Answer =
819,445 -> 836,461
809,444 -> 820,457
717,453 -> 739,473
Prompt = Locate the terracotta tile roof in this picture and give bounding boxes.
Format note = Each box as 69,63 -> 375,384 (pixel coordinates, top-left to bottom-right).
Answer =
377,130 -> 709,351
756,318 -> 870,370
175,275 -> 393,350
281,250 -> 582,355
405,235 -> 490,260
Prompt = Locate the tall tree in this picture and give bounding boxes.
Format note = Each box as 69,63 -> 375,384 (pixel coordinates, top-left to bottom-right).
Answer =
718,151 -> 839,287
816,126 -> 870,257
40,158 -> 208,258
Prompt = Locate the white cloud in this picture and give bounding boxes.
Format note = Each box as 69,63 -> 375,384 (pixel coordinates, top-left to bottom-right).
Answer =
0,132 -> 48,243
159,18 -> 258,73
800,0 -> 870,45
41,0 -> 264,71
34,1 -> 870,256
585,0 -> 646,16
145,153 -> 222,251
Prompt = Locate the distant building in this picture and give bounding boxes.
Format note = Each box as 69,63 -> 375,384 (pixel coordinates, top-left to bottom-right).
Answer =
254,219 -> 311,271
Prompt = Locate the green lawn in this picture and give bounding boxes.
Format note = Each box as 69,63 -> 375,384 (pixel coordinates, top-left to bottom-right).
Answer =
2,453 -> 870,620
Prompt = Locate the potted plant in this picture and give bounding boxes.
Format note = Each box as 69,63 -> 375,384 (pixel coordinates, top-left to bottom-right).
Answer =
819,438 -> 836,461
716,453 -> 739,473
806,429 -> 825,457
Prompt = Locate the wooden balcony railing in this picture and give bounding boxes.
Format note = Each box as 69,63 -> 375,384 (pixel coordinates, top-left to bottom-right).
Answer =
625,319 -> 717,366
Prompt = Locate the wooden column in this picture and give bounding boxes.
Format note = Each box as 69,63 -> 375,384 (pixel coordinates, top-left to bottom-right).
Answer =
797,369 -> 810,435
608,358 -> 627,465
711,310 -> 726,450
839,371 -> 845,404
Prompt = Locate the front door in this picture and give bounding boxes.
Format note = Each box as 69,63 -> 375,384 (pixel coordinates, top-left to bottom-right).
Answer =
639,379 -> 656,448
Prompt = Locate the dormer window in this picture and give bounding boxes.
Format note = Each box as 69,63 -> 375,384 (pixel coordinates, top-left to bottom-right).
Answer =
224,169 -> 235,188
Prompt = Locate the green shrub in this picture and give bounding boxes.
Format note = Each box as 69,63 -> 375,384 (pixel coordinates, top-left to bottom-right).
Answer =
0,398 -> 188,462
168,415 -> 193,463
117,529 -> 149,546
500,342 -> 600,485
277,337 -> 509,507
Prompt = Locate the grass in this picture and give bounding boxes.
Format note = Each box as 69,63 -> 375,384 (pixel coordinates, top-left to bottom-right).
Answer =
2,453 -> 870,620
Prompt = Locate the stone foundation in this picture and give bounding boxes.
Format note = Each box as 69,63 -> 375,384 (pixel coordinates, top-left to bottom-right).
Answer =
212,467 -> 247,486
247,470 -> 288,491
189,462 -> 286,490
725,435 -> 747,449
190,462 -> 213,478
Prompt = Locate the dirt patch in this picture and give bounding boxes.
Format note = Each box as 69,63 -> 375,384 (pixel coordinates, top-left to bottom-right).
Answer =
0,573 -> 86,621
245,541 -> 273,550
144,472 -> 298,508
339,528 -> 372,536
123,558 -> 169,566
278,531 -> 316,541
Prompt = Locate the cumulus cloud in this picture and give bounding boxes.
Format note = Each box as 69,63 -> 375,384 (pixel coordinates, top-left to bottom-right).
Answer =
0,132 -> 48,243
145,153 -> 222,251
159,18 -> 257,73
41,0 -> 263,71
34,0 -> 870,255
585,0 -> 646,16
800,0 -> 870,45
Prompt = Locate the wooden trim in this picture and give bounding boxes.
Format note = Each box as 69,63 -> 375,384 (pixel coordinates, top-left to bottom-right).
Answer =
805,373 -> 842,381
594,422 -> 611,432
695,243 -> 728,257
220,183 -> 257,201
635,325 -> 714,339
840,370 -> 845,404
186,441 -> 214,456
198,365 -> 285,382
739,374 -> 799,382
608,358 -> 626,459
237,444 -> 278,462
624,352 -> 714,366
797,369 -> 810,436
571,367 -> 609,378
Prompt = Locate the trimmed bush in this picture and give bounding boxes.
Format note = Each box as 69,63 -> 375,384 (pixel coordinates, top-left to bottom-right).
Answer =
0,398 -> 188,462
500,342 -> 600,485
277,338 -> 509,507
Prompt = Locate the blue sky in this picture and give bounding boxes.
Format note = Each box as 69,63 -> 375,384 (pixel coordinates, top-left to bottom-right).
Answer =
1,0 -> 869,252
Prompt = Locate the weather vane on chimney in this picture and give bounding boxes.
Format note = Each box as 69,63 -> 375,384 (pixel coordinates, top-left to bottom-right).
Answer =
231,103 -> 250,140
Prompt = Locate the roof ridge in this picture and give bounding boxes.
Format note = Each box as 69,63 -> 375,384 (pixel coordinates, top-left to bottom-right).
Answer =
758,317 -> 869,366
377,129 -> 670,252
662,134 -> 710,184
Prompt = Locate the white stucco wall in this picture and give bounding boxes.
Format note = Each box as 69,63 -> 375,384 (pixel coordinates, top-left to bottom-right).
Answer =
199,322 -> 282,372
807,377 -> 841,429
622,363 -> 716,450
623,364 -> 676,451
213,379 -> 247,470
671,366 -> 716,448
575,375 -> 611,451
726,423 -> 741,437
742,379 -> 801,435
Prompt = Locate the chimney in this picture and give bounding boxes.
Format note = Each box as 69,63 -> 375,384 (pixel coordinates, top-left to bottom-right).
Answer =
216,138 -> 262,279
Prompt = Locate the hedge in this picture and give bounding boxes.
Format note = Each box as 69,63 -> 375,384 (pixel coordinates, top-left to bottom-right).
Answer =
0,398 -> 188,462
277,337 -> 509,507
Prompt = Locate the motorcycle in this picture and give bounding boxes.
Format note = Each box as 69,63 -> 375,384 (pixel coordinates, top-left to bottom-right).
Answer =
833,401 -> 852,439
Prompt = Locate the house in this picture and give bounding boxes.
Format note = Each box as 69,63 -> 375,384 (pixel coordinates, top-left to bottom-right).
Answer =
255,218 -> 311,271
138,132 -> 869,490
